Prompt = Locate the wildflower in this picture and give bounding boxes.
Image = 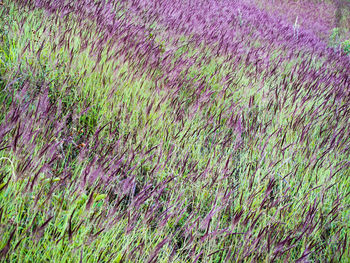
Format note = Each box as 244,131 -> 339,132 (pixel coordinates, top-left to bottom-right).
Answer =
77,143 -> 86,149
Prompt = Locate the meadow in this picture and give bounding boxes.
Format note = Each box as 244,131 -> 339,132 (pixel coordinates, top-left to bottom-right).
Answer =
0,0 -> 349,262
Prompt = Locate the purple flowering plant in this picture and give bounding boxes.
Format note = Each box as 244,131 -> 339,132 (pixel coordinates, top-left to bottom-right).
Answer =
0,0 -> 349,262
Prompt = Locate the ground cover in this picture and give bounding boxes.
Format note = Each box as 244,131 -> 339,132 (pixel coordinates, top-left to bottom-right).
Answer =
0,0 -> 349,262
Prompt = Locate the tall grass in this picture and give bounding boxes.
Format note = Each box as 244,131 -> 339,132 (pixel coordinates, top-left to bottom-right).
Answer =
0,0 -> 349,262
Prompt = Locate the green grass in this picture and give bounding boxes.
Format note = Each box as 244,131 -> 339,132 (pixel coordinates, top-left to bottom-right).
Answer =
0,0 -> 349,262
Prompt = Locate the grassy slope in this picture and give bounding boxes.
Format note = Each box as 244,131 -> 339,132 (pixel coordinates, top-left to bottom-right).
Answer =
0,0 -> 349,262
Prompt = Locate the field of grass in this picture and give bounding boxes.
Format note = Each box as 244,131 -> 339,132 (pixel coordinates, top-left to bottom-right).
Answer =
0,0 -> 349,262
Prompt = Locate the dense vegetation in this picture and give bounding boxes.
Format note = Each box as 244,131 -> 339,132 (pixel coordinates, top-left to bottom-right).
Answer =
0,0 -> 349,262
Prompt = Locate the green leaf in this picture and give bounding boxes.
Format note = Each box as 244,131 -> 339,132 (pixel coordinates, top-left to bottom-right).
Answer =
94,194 -> 107,202
0,182 -> 7,191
